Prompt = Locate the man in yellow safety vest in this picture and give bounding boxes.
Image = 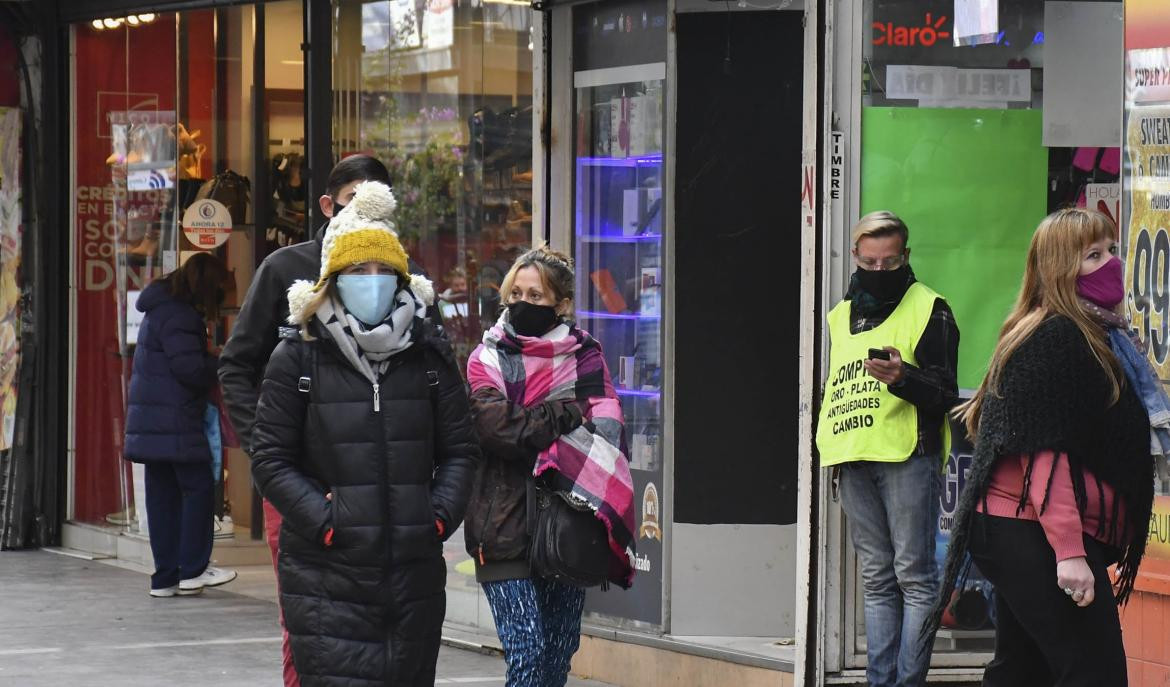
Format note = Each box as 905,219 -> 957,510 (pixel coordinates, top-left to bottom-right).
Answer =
815,211 -> 959,687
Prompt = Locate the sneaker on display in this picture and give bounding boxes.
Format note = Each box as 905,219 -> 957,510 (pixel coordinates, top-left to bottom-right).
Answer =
213,515 -> 235,540
149,585 -> 178,598
105,508 -> 138,527
178,565 -> 238,594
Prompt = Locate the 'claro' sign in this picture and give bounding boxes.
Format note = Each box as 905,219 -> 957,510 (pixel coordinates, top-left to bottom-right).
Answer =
872,12 -> 951,47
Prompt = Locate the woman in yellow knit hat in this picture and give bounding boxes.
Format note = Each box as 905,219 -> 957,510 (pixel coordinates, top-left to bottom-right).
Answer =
250,180 -> 481,686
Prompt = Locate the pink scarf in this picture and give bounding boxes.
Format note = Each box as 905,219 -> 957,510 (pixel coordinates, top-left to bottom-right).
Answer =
466,316 -> 636,587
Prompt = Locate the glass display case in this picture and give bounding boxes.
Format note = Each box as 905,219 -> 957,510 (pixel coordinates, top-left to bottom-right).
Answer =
574,147 -> 663,474
571,0 -> 667,624
575,79 -> 664,470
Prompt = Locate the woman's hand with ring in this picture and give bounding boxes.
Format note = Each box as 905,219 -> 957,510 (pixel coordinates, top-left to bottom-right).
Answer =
1056,556 -> 1096,608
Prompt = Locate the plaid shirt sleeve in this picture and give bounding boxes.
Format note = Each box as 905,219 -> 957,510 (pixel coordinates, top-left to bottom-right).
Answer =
888,298 -> 960,416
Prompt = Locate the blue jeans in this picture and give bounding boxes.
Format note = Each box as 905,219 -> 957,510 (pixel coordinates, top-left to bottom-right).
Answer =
839,454 -> 942,687
482,577 -> 587,687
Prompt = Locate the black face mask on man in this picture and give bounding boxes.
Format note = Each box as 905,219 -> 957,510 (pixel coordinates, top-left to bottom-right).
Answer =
854,264 -> 910,302
508,301 -> 561,337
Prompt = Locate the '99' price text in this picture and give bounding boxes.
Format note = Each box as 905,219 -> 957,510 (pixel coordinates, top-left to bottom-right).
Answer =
1131,226 -> 1170,365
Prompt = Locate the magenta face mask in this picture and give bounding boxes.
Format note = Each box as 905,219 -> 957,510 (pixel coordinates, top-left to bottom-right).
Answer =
1076,255 -> 1124,309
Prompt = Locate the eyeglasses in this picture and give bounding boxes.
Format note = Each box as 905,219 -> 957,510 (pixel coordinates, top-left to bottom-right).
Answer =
855,253 -> 907,271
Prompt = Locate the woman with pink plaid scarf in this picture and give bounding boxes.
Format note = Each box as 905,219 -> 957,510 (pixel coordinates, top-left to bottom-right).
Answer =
464,246 -> 636,687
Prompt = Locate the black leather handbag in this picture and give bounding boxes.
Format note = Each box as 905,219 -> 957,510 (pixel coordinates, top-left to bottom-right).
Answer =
529,484 -> 611,588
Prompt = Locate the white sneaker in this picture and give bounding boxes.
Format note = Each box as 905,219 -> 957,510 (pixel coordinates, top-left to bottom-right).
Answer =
179,565 -> 238,593
149,585 -> 178,598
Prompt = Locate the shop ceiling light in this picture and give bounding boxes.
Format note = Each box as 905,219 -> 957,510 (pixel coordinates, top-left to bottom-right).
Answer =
90,14 -> 155,31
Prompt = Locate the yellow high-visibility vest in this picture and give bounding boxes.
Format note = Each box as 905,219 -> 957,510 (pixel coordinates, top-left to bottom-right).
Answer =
816,282 -> 945,467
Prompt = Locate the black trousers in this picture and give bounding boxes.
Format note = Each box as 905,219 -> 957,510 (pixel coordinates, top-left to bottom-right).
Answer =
145,462 -> 214,589
969,513 -> 1127,687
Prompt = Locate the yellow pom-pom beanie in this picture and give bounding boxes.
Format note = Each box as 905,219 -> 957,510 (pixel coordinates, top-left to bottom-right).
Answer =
286,180 -> 432,325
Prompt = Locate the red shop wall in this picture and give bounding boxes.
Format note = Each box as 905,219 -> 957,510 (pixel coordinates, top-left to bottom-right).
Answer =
72,20 -> 177,522
184,11 -> 215,181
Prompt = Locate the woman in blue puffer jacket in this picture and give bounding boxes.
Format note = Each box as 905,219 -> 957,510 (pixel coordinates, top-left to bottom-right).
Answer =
124,252 -> 238,598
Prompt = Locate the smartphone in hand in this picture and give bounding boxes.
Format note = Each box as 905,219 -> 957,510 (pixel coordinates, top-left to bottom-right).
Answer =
867,348 -> 891,361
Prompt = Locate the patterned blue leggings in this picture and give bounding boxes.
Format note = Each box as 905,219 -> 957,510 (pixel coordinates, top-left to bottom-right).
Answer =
482,577 -> 587,687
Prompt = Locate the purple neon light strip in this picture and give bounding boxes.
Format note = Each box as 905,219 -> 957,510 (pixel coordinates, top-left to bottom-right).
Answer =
615,388 -> 661,398
576,310 -> 660,321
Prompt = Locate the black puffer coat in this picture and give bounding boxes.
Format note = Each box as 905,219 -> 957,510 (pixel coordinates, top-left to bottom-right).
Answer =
124,280 -> 218,463
251,323 -> 480,686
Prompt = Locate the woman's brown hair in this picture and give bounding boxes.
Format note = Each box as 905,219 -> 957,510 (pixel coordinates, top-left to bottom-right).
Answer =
499,244 -> 575,309
956,207 -> 1121,437
162,252 -> 232,321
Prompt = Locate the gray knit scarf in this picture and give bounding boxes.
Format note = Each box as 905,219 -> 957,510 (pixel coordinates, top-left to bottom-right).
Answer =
314,287 -> 425,384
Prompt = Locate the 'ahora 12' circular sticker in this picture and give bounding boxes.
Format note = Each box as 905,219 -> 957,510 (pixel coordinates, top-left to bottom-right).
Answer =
181,199 -> 232,249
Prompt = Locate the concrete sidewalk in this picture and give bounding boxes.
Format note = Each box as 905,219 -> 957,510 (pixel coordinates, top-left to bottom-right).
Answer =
0,549 -> 610,687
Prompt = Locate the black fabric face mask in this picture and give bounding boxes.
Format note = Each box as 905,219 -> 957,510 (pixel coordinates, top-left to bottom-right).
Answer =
331,200 -> 346,216
508,301 -> 561,337
854,265 -> 911,302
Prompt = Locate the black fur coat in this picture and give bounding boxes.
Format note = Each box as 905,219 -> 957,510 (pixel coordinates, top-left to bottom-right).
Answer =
927,315 -> 1154,644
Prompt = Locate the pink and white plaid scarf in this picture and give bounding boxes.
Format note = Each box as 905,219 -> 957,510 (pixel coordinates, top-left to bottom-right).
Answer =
466,315 -> 636,587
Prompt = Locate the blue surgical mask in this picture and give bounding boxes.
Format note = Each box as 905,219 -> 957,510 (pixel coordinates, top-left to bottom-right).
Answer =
336,274 -> 399,326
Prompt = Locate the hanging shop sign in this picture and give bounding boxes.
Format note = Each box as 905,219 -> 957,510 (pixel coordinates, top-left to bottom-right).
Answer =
182,198 -> 232,249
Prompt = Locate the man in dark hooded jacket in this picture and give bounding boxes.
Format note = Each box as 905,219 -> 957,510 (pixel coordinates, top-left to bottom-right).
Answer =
219,155 -> 434,686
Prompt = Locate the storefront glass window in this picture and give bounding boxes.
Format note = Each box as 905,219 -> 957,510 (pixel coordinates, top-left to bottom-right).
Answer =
71,4 -> 305,536
332,0 -> 535,632
333,0 -> 535,369
1123,1 -> 1170,590
572,0 -> 667,628
856,0 -> 1123,662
